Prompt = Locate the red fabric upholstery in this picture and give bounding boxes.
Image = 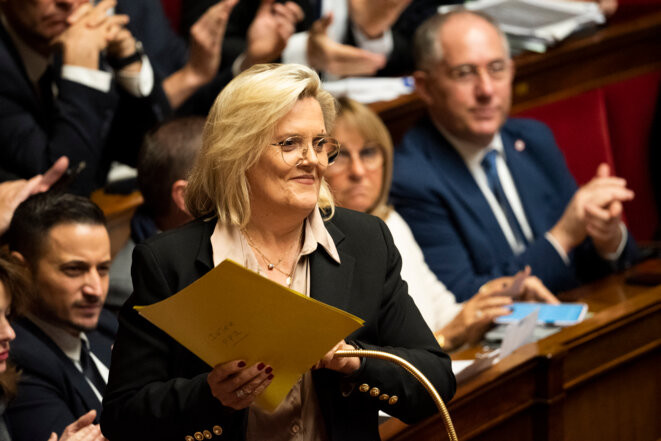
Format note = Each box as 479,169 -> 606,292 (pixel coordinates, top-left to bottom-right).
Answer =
514,70 -> 661,241
604,71 -> 661,241
159,0 -> 182,33
515,89 -> 615,186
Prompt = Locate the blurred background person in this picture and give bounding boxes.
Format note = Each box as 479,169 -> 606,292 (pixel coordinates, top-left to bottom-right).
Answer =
0,0 -> 236,194
326,97 -> 558,351
180,0 -> 461,78
101,63 -> 455,441
107,116 -> 205,311
6,193 -> 115,441
391,10 -> 638,301
0,252 -> 106,441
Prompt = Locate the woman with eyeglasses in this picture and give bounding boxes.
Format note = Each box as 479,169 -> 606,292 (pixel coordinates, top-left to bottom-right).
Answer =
101,64 -> 455,441
326,97 -> 558,352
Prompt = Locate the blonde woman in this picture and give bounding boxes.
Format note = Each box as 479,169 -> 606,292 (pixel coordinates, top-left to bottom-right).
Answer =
102,64 -> 455,441
326,97 -> 559,351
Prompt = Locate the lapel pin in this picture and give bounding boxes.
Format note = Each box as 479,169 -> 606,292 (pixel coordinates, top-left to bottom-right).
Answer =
514,139 -> 526,151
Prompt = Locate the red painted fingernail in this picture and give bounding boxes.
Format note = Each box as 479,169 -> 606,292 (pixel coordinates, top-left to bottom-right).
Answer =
267,374 -> 274,380
238,361 -> 246,368
257,362 -> 265,370
265,366 -> 272,374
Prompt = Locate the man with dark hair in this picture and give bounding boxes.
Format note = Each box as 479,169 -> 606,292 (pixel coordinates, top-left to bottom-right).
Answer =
391,10 -> 638,302
6,192 -> 116,441
107,116 -> 205,309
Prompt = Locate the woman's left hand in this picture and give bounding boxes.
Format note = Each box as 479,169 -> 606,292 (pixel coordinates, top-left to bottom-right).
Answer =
481,266 -> 559,304
313,341 -> 360,375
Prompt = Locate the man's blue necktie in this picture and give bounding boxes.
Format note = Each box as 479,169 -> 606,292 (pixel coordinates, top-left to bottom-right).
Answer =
481,149 -> 528,248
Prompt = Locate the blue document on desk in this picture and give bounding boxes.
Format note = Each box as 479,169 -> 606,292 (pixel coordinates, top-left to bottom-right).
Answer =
494,302 -> 587,326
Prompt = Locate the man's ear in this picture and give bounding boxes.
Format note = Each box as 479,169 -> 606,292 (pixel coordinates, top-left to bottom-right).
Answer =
413,70 -> 434,106
10,251 -> 26,266
171,179 -> 190,216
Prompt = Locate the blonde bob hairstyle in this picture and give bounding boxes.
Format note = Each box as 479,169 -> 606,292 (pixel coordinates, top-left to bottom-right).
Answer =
185,63 -> 337,226
335,97 -> 394,221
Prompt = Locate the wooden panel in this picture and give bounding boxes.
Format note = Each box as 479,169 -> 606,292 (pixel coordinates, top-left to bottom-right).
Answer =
380,262 -> 661,441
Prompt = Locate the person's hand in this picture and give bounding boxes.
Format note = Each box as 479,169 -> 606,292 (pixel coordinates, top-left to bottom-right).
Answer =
207,360 -> 274,410
48,409 -> 107,441
482,266 -> 559,305
53,0 -> 129,69
186,0 -> 239,84
0,157 -> 69,235
549,163 -> 633,254
348,0 -> 412,38
312,340 -> 360,375
241,0 -> 304,70
438,283 -> 513,350
307,13 -> 386,77
107,27 -> 141,73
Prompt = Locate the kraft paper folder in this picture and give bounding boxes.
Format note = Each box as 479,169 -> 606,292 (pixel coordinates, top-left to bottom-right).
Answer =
137,259 -> 364,411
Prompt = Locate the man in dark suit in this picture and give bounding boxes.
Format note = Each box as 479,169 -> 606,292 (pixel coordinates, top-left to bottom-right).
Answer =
391,10 -> 638,302
5,192 -> 117,441
0,0 -> 236,195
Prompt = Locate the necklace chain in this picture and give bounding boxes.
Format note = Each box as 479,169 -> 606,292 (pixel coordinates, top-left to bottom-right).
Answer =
242,229 -> 301,286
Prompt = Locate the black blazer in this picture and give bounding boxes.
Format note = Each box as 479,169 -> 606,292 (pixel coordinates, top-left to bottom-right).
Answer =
101,207 -> 455,441
6,311 -> 118,441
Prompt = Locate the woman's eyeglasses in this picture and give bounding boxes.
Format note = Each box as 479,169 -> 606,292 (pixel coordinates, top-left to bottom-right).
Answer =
271,135 -> 340,166
325,144 -> 383,175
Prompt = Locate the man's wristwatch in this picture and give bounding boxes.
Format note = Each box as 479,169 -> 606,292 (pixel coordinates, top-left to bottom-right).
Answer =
109,41 -> 144,70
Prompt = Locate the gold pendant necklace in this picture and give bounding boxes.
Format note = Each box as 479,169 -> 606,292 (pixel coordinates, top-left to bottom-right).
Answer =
242,229 -> 300,287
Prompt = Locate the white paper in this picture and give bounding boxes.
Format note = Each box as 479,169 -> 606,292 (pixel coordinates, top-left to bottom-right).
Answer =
322,77 -> 415,104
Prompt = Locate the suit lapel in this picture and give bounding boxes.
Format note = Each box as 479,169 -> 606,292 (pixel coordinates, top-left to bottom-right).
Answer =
425,124 -> 513,254
0,22 -> 42,112
309,220 -> 355,313
501,127 -> 548,238
19,319 -> 103,413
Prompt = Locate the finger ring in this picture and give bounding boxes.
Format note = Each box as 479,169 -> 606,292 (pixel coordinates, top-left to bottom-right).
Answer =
476,309 -> 484,319
242,387 -> 252,395
236,389 -> 245,399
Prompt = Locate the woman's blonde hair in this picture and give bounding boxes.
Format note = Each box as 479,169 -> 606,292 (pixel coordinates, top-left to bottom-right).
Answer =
186,64 -> 337,226
335,97 -> 394,220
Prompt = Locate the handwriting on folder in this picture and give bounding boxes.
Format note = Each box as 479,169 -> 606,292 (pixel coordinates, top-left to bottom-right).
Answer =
137,259 -> 364,411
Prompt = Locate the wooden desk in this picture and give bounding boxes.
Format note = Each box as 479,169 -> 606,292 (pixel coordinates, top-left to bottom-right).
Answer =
372,4 -> 661,144
380,259 -> 661,441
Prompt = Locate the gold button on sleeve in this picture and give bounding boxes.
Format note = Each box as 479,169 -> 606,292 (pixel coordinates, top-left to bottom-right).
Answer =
358,383 -> 370,393
203,430 -> 212,439
194,432 -> 204,441
379,393 -> 390,401
185,436 -> 194,441
212,425 -> 223,436
388,395 -> 399,405
369,387 -> 380,397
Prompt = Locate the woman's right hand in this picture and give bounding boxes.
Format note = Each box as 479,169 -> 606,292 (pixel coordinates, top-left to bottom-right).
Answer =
48,410 -> 107,441
207,360 -> 274,409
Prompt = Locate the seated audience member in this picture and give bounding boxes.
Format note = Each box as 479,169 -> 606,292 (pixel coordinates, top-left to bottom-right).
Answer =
107,117 -> 204,310
0,0 -> 236,195
5,192 -> 116,441
390,10 -> 638,302
0,157 -> 68,237
100,63 -> 455,441
0,253 -> 105,441
327,97 -> 558,351
182,0 -> 460,78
